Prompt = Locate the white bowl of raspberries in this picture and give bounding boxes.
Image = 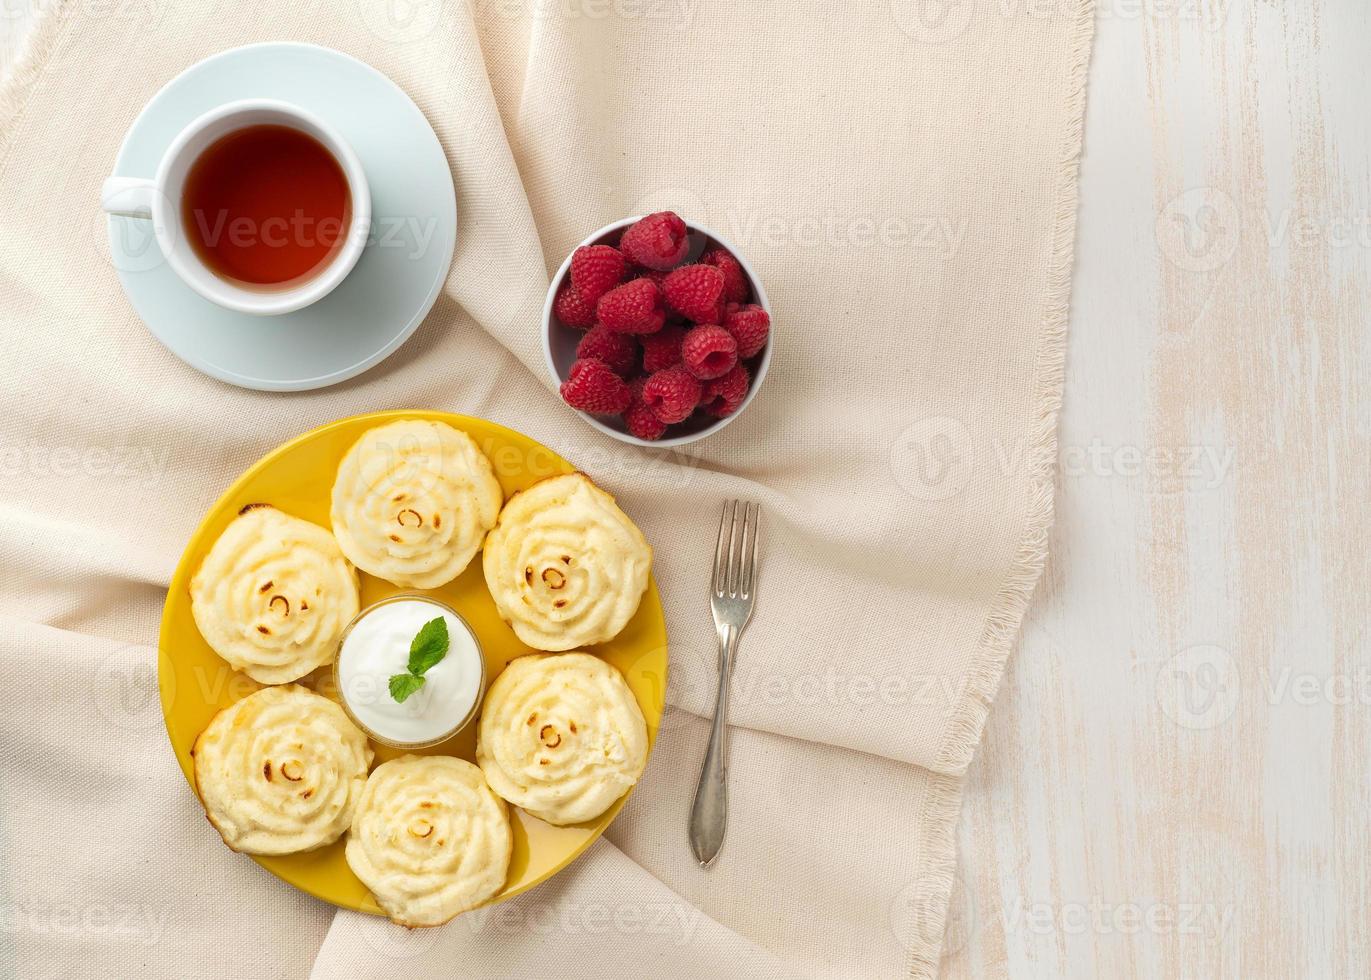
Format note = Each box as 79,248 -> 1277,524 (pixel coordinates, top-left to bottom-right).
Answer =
542,211 -> 772,447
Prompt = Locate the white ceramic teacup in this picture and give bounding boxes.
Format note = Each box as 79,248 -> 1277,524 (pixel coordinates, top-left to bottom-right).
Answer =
100,99 -> 371,316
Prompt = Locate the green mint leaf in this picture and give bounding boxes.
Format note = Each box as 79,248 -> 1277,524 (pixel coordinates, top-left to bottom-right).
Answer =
407,616 -> 450,677
389,672 -> 426,703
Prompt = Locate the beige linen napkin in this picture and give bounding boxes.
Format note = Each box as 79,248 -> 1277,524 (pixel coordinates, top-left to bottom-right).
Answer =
0,2 -> 1092,977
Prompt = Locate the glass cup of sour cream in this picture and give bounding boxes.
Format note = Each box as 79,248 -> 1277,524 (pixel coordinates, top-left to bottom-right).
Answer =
334,595 -> 486,748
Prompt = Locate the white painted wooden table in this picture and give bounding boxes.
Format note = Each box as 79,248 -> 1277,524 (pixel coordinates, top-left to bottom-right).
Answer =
4,3 -> 1365,976
945,2 -> 1370,977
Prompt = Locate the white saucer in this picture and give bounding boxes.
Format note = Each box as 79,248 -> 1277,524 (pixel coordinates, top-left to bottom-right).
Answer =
106,43 -> 457,392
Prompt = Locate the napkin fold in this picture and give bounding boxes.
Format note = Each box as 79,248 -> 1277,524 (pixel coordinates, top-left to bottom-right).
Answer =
0,1 -> 1092,976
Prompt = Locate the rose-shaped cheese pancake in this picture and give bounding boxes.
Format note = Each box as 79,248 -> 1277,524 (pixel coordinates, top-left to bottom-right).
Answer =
192,685 -> 373,855
482,473 -> 651,651
331,419 -> 503,589
346,755 -> 512,926
191,504 -> 360,685
477,653 -> 648,825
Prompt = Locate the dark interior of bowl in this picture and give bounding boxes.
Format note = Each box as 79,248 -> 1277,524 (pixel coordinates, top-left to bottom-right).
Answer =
547,223 -> 768,441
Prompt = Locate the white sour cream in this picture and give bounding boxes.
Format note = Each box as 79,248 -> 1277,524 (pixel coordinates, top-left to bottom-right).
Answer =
336,597 -> 484,746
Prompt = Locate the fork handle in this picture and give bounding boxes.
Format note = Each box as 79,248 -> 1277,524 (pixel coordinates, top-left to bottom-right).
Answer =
689,623 -> 738,867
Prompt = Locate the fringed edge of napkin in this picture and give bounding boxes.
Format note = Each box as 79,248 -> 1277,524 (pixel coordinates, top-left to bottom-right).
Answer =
0,0 -> 77,175
903,2 -> 1096,977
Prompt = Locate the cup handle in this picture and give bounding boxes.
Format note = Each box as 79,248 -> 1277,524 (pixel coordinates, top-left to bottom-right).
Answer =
101,177 -> 156,219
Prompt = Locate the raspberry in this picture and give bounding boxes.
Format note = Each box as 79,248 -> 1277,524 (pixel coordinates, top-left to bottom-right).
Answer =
552,284 -> 596,329
641,324 -> 685,373
701,248 -> 749,303
624,378 -> 667,441
569,244 -> 627,303
724,303 -> 770,359
663,264 -> 725,324
625,401 -> 667,440
701,364 -> 750,418
619,211 -> 689,271
681,324 -> 738,380
560,358 -> 632,415
597,278 -> 665,334
641,366 -> 702,424
575,324 -> 638,376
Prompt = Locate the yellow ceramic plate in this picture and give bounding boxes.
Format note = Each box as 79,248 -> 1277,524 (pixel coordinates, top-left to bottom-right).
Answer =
158,410 -> 667,914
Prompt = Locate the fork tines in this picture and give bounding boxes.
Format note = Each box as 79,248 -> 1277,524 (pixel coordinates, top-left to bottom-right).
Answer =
713,500 -> 760,601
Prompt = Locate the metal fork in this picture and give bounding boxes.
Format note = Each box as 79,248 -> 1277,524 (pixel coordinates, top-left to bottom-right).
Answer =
688,500 -> 760,867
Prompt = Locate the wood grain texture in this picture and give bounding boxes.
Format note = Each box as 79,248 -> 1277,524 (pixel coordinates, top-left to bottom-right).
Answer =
2,2 -> 1364,977
0,7 -> 34,77
944,0 -> 1370,977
